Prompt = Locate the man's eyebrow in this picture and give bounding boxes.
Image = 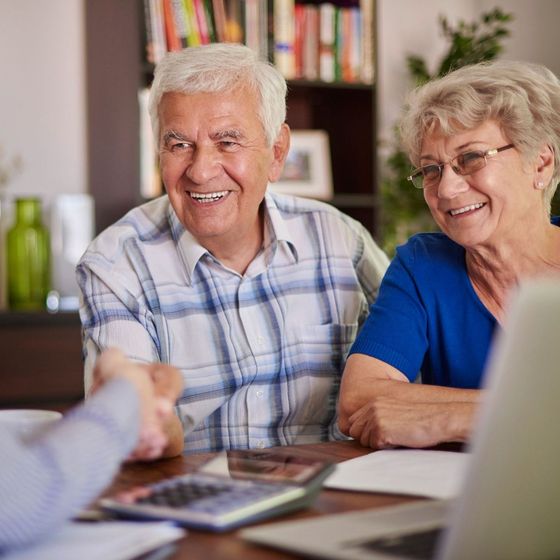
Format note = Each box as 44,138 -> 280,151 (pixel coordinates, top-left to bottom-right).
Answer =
162,130 -> 187,144
211,129 -> 244,141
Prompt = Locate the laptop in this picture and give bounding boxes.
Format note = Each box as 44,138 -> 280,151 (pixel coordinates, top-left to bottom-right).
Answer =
241,280 -> 560,559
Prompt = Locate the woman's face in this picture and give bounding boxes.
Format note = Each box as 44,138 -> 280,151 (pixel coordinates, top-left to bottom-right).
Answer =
420,120 -> 543,250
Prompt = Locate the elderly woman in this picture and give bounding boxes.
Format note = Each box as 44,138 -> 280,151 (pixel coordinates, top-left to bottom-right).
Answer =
339,60 -> 560,449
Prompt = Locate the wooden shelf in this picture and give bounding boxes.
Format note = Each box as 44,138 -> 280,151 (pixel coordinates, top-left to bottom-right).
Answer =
0,311 -> 83,410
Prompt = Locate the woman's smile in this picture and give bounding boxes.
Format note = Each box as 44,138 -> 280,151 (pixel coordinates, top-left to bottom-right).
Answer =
447,202 -> 487,217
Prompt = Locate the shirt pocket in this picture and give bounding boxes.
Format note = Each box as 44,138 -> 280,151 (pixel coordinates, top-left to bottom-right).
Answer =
282,322 -> 359,426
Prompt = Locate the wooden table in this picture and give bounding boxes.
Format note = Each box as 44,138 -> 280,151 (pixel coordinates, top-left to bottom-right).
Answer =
104,441 -> 426,559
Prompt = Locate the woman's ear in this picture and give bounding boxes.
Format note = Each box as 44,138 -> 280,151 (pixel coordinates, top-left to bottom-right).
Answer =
534,144 -> 555,189
268,124 -> 291,183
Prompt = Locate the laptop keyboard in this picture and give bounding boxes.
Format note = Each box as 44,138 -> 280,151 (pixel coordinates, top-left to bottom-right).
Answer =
358,527 -> 442,559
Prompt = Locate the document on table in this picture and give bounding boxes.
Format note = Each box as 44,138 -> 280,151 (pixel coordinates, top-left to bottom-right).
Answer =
324,449 -> 470,499
4,520 -> 186,560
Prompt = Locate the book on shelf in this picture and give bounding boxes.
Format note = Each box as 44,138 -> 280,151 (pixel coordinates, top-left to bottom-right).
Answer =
212,0 -> 228,41
225,0 -> 244,43
245,0 -> 258,53
193,0 -> 211,44
170,0 -> 189,47
183,0 -> 202,45
337,7 -> 361,83
273,0 -> 295,79
245,0 -> 269,61
293,3 -> 305,79
142,0 -> 374,85
319,2 -> 336,83
203,0 -> 218,42
163,0 -> 182,51
349,7 -> 362,82
302,4 -> 319,81
360,0 -> 374,84
145,0 -> 167,64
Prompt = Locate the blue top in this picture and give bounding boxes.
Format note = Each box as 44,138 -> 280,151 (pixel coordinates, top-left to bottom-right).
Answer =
350,217 -> 560,389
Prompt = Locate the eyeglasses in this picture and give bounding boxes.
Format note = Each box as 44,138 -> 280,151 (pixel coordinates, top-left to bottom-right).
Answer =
407,144 -> 515,189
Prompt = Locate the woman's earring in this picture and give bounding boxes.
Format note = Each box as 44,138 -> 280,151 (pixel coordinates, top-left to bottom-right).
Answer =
536,180 -> 545,189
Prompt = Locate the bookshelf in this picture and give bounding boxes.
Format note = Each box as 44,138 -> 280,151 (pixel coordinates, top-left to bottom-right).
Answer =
85,0 -> 378,236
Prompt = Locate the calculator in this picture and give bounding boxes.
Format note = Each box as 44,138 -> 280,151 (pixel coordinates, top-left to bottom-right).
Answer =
100,449 -> 335,531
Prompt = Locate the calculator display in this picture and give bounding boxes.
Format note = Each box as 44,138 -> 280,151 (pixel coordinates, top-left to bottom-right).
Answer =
222,450 -> 327,484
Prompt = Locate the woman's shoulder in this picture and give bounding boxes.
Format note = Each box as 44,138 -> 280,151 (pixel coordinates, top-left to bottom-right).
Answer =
396,232 -> 465,265
389,232 -> 468,289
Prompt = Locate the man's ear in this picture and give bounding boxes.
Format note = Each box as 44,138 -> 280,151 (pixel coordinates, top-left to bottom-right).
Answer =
268,124 -> 291,183
533,143 -> 555,189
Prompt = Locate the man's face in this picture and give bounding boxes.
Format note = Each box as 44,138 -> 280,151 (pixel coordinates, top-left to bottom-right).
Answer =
158,88 -> 287,256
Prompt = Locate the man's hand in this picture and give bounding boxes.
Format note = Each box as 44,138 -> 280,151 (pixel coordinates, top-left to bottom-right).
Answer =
92,349 -> 183,461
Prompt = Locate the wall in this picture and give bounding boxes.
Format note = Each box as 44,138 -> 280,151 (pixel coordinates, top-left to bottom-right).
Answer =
491,0 -> 560,76
377,0 -> 474,158
377,0 -> 560,165
0,0 -> 86,212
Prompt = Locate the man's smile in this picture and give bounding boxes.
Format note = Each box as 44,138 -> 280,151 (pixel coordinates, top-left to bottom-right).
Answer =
188,190 -> 231,203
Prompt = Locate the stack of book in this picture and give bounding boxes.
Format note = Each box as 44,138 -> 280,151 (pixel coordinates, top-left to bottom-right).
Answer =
277,0 -> 374,84
144,0 -> 267,62
143,0 -> 374,85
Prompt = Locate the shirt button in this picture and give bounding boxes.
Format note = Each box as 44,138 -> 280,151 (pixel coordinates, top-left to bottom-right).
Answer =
256,335 -> 265,346
256,390 -> 264,398
256,440 -> 265,449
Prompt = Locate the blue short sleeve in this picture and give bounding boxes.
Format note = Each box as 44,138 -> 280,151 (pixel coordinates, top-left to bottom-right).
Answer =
350,248 -> 428,381
349,234 -> 497,389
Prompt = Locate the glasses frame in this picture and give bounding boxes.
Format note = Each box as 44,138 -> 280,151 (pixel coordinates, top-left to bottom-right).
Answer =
407,144 -> 515,189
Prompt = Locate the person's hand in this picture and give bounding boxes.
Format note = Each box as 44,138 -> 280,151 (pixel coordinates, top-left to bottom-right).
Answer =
129,362 -> 184,460
91,349 -> 182,461
347,397 -> 458,450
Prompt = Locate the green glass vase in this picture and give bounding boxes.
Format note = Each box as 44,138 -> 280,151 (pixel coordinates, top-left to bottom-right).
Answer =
7,197 -> 50,310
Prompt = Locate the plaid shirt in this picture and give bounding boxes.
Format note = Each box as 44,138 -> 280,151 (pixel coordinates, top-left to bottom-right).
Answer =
77,192 -> 388,453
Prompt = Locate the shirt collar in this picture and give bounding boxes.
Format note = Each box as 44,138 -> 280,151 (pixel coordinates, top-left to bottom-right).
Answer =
167,204 -> 207,285
167,192 -> 300,285
263,192 -> 299,261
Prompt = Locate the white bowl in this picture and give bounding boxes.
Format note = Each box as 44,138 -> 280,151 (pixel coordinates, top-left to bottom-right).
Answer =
0,409 -> 63,441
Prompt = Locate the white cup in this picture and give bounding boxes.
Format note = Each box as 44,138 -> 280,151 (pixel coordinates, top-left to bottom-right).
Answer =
0,409 -> 63,442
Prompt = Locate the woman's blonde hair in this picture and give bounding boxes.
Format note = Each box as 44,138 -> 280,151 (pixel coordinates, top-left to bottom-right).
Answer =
400,60 -> 560,209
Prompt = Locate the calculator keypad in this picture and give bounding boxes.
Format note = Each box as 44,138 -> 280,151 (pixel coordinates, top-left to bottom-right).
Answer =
136,475 -> 291,515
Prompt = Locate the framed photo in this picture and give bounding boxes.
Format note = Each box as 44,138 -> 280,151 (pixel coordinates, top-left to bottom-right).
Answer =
269,130 -> 333,200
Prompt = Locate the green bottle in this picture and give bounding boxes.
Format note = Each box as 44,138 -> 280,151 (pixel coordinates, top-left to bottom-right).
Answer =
7,197 -> 50,310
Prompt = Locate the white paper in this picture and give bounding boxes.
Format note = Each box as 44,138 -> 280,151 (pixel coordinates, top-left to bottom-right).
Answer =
324,449 -> 470,499
5,520 -> 186,560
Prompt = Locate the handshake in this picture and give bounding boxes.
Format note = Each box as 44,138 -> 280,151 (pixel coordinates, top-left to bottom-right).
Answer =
91,349 -> 183,461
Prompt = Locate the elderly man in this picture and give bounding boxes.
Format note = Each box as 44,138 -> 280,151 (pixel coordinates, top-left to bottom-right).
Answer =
77,43 -> 388,455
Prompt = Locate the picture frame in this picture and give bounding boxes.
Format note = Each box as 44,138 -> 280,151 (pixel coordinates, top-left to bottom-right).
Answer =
269,130 -> 333,200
